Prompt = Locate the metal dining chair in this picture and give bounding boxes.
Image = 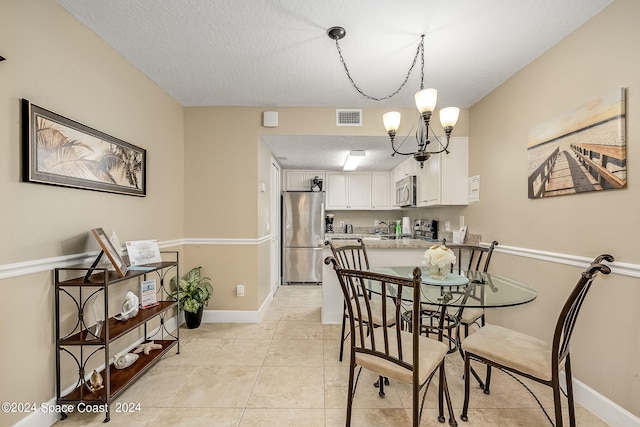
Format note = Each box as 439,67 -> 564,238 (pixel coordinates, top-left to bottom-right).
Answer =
324,239 -> 373,362
410,241 -> 498,356
447,241 -> 499,338
324,239 -> 396,394
325,257 -> 456,427
460,254 -> 614,427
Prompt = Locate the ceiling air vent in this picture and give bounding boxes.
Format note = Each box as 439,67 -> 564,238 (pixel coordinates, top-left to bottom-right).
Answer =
336,109 -> 362,126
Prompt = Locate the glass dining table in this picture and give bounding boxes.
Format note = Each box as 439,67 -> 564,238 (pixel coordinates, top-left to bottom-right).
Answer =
369,266 -> 538,384
369,266 -> 538,310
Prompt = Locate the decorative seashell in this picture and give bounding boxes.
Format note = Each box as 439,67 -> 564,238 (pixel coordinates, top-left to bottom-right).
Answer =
114,353 -> 139,369
115,292 -> 140,321
133,341 -> 163,355
88,370 -> 103,391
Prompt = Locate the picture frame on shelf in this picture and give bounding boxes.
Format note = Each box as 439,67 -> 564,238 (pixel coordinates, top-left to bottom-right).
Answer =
91,228 -> 128,277
126,240 -> 162,266
21,99 -> 146,197
140,279 -> 159,309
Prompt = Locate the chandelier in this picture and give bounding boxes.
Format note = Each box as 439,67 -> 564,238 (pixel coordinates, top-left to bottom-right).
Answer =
327,27 -> 459,168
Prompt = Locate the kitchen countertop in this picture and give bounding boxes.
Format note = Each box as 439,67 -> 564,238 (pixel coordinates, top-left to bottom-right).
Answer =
322,233 -> 440,249
323,230 -> 482,249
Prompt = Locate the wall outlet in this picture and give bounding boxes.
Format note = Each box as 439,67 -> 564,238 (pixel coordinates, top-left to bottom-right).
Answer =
236,284 -> 245,297
339,221 -> 345,228
374,220 -> 380,226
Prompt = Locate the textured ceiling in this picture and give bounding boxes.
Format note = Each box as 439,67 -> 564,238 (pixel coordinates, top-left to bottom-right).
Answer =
55,0 -> 612,170
262,135 -> 401,171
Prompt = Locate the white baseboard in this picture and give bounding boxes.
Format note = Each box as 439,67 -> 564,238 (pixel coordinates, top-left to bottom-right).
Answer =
572,377 -> 640,427
12,397 -> 59,427
200,288 -> 274,324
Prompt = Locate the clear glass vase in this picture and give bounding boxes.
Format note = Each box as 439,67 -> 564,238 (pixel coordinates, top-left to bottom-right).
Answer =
429,264 -> 450,280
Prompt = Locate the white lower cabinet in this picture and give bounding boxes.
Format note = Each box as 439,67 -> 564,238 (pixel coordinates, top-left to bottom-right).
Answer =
371,171 -> 392,210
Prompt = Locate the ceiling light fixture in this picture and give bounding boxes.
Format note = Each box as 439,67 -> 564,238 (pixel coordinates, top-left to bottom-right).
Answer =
343,150 -> 365,171
327,27 -> 460,168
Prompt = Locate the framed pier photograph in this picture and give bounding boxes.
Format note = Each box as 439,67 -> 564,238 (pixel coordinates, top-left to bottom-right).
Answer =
527,88 -> 626,199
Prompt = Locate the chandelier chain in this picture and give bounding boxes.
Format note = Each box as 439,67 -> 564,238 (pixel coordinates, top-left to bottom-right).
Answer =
419,36 -> 425,90
333,35 -> 425,101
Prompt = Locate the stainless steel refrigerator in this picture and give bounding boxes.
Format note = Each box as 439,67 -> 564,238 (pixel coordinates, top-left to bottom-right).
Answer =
282,191 -> 325,284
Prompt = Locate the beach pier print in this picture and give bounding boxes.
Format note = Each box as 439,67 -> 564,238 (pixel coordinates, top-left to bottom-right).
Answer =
527,88 -> 626,198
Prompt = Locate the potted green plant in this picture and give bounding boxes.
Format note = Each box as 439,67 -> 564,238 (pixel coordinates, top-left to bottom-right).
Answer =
171,266 -> 213,329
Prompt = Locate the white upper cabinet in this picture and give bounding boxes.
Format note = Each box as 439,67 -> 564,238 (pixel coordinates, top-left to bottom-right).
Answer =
416,137 -> 469,206
326,172 -> 372,210
284,170 -> 325,191
371,171 -> 392,210
392,157 -> 417,184
283,142 -> 467,210
326,172 -> 348,208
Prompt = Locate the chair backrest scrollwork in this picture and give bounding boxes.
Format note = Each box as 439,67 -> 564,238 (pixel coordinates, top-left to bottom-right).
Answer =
554,254 -> 613,366
324,239 -> 370,270
447,241 -> 498,274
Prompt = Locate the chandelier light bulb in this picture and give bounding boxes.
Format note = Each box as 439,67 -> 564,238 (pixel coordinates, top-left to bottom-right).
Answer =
383,112 -> 401,132
415,88 -> 438,114
439,107 -> 460,129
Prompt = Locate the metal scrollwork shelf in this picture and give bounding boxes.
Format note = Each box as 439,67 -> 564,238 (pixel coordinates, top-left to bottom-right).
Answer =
54,251 -> 180,422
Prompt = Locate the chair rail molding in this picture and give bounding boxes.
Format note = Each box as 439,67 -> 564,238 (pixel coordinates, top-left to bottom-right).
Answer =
0,236 -> 271,280
487,243 -> 640,278
182,235 -> 272,245
1,238 -> 635,280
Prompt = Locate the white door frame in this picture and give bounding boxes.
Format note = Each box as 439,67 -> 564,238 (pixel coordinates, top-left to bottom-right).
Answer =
270,159 -> 281,294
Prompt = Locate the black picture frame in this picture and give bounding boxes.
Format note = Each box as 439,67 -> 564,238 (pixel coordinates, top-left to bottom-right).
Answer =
22,99 -> 146,197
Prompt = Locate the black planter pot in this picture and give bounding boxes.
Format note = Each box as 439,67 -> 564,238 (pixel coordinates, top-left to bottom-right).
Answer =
184,306 -> 204,329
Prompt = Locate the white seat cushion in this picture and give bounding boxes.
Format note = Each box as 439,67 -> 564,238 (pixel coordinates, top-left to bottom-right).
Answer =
462,324 -> 562,381
458,307 -> 484,325
355,327 -> 448,384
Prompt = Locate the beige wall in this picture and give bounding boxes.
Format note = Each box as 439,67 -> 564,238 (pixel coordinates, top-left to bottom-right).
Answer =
0,0 -> 184,425
438,0 -> 638,415
183,244 -> 259,311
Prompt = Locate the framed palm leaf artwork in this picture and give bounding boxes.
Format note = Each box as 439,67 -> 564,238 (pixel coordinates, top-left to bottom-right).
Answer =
21,99 -> 146,196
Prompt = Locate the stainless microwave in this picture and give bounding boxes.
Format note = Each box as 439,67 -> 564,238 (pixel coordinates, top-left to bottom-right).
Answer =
395,175 -> 417,207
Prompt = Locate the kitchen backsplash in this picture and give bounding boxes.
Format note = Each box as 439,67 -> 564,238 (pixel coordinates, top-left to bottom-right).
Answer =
325,210 -> 479,244
325,211 -> 402,228
325,225 -> 481,245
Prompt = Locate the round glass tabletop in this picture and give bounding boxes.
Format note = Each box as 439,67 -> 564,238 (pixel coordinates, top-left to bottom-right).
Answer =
369,266 -> 537,308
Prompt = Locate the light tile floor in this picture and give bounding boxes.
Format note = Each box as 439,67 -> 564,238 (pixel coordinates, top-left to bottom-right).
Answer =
54,285 -> 610,426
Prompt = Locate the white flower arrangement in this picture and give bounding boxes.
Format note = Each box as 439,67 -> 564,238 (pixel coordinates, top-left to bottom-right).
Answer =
423,244 -> 456,268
